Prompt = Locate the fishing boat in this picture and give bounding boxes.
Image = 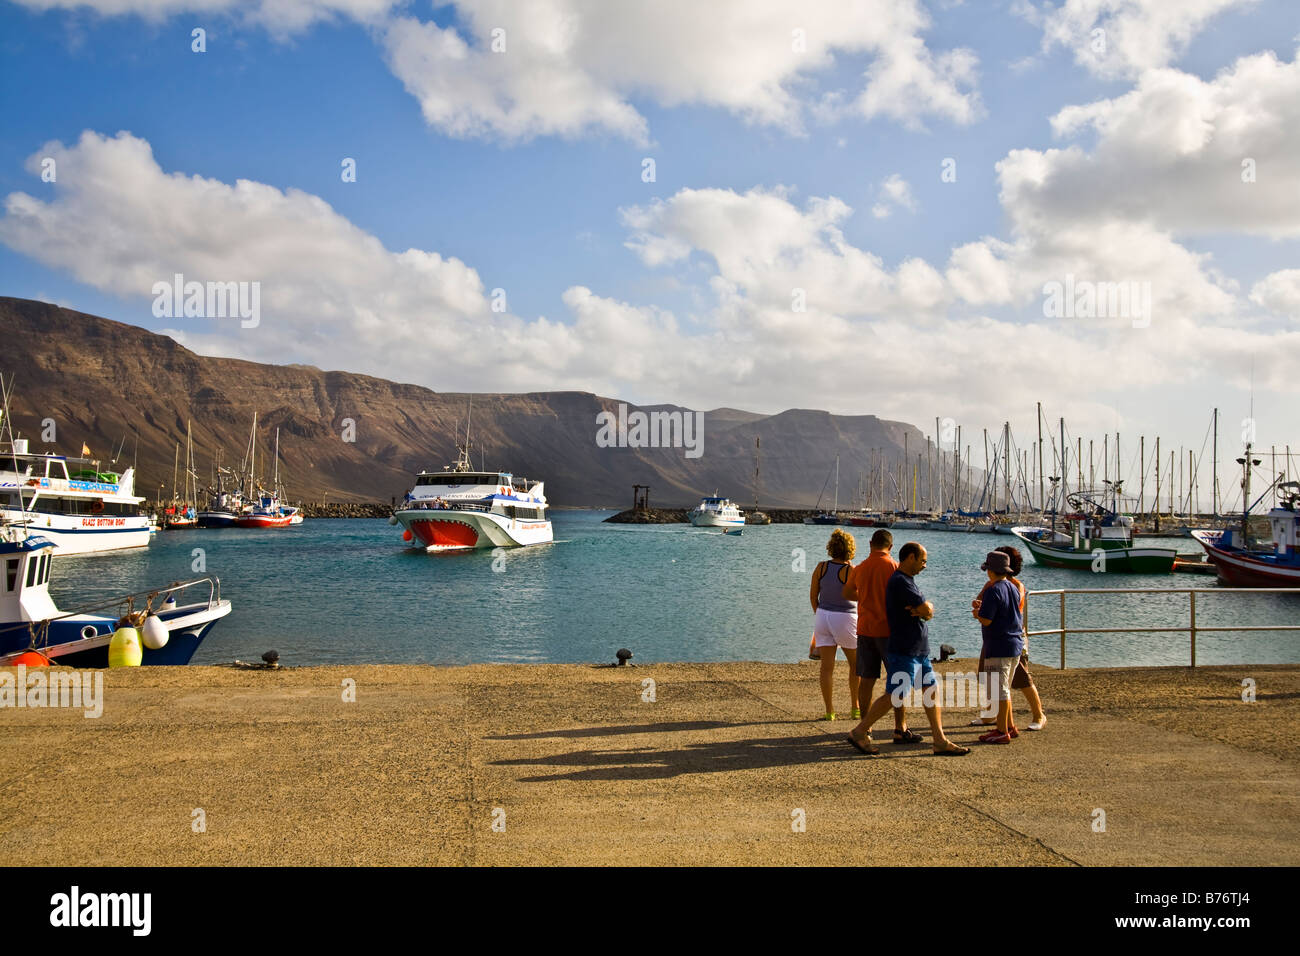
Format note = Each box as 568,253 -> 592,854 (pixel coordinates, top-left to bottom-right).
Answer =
1190,445 -> 1300,586
1011,486 -> 1176,573
163,422 -> 199,529
232,427 -> 302,529
0,531 -> 231,666
689,495 -> 744,528
391,413 -> 551,550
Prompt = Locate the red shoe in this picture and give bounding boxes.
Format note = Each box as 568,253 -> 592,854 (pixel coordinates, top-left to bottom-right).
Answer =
978,730 -> 1002,742
980,732 -> 1012,744
1008,726 -> 1020,738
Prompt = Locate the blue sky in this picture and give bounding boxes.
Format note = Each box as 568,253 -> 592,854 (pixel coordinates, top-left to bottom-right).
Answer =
2,0 -> 1299,507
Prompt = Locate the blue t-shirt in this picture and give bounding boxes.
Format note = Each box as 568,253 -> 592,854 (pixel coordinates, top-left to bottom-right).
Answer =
885,570 -> 928,658
979,578 -> 1024,658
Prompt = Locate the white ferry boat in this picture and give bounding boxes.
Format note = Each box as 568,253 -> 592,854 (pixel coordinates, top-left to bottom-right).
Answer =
391,439 -> 551,550
688,495 -> 744,528
1,438 -> 151,555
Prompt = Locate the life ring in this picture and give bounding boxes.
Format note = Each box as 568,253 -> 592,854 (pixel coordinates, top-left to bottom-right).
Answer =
90,499 -> 104,514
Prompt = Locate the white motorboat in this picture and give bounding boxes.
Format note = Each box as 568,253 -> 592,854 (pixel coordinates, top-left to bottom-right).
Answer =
688,495 -> 744,528
1,438 -> 151,555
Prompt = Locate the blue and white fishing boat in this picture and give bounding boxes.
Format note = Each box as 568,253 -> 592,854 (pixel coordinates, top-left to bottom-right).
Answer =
0,532 -> 231,666
1190,447 -> 1300,587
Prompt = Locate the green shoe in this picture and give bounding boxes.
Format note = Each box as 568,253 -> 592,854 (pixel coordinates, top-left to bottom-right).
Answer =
851,708 -> 861,719
818,712 -> 836,721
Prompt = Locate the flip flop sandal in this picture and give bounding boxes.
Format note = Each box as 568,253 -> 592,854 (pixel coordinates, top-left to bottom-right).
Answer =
934,744 -> 971,756
846,734 -> 880,756
892,729 -> 924,743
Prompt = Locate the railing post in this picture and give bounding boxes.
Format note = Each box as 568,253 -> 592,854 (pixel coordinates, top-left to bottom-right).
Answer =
1059,590 -> 1067,670
1189,590 -> 1197,668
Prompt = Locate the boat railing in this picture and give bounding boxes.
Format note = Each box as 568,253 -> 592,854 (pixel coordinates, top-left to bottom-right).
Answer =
0,576 -> 224,639
1026,586 -> 1300,669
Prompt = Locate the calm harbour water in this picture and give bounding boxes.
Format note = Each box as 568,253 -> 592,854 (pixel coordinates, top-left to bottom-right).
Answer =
49,512 -> 1300,668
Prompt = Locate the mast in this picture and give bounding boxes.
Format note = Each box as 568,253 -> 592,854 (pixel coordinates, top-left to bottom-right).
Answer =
1212,408 -> 1219,516
1003,423 -> 1011,514
833,454 -> 839,514
1059,417 -> 1067,504
1239,442 -> 1256,543
249,412 -> 257,500
171,441 -> 179,508
1139,436 -> 1145,518
1036,402 -> 1043,512
273,427 -> 281,496
1154,436 -> 1161,532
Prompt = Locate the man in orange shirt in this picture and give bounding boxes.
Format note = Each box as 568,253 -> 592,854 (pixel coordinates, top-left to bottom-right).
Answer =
843,529 -> 919,741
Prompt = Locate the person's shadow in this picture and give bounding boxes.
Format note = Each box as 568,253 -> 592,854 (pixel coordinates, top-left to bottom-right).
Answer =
484,720 -> 893,782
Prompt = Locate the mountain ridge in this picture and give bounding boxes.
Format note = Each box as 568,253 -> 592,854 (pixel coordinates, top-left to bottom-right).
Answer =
2,297 -> 932,508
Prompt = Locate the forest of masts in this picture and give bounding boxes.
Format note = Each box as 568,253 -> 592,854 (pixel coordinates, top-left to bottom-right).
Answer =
854,405 -> 1297,519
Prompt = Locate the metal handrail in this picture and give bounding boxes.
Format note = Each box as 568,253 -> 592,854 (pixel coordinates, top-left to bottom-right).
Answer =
1026,586 -> 1300,669
0,575 -> 224,637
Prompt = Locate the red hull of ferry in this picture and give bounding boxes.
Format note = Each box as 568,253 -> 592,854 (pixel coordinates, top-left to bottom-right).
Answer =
408,518 -> 481,548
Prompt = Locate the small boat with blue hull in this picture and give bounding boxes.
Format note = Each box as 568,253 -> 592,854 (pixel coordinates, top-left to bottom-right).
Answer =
1191,460 -> 1300,585
0,533 -> 231,666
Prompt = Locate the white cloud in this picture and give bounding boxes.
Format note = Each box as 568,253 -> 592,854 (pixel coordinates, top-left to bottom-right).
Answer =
871,173 -> 917,219
1035,0 -> 1256,79
1036,51 -> 1300,239
1251,270 -> 1300,319
381,0 -> 981,142
14,0 -> 982,141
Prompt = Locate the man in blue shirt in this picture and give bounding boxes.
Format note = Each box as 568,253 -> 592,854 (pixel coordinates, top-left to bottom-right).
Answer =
846,543 -> 971,756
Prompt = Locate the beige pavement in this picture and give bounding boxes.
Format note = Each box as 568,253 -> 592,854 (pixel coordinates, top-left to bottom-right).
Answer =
1,661 -> 1296,866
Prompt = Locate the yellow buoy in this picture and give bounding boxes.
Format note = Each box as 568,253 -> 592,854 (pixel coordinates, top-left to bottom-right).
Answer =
108,626 -> 143,667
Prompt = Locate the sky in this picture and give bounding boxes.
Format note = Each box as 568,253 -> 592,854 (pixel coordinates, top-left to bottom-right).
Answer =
1,0 -> 1298,509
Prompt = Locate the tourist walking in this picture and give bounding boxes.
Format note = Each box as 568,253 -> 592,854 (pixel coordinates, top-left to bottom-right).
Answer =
810,529 -> 859,720
842,529 -> 917,742
846,543 -> 970,756
972,550 -> 1024,744
970,545 -> 1047,731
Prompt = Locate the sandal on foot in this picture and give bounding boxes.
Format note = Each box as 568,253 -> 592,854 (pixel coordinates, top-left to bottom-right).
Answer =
892,729 -> 924,743
818,712 -> 836,721
846,733 -> 880,756
851,708 -> 861,719
934,743 -> 971,756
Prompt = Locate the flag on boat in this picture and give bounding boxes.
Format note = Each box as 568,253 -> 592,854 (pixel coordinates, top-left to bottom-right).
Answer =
81,442 -> 91,456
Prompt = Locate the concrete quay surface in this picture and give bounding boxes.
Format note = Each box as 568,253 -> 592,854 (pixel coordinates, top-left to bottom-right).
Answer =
1,661 -> 1296,866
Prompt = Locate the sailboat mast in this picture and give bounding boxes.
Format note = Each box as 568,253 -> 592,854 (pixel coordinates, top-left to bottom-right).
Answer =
833,454 -> 839,513
1212,408 -> 1219,516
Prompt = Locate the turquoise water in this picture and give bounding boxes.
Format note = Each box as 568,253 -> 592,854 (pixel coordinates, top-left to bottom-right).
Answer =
47,512 -> 1300,668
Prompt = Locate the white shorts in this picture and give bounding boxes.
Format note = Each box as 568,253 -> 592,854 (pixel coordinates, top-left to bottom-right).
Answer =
813,608 -> 858,649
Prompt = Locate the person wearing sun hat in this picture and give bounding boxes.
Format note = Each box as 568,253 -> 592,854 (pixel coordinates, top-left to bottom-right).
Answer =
972,550 -> 1024,744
